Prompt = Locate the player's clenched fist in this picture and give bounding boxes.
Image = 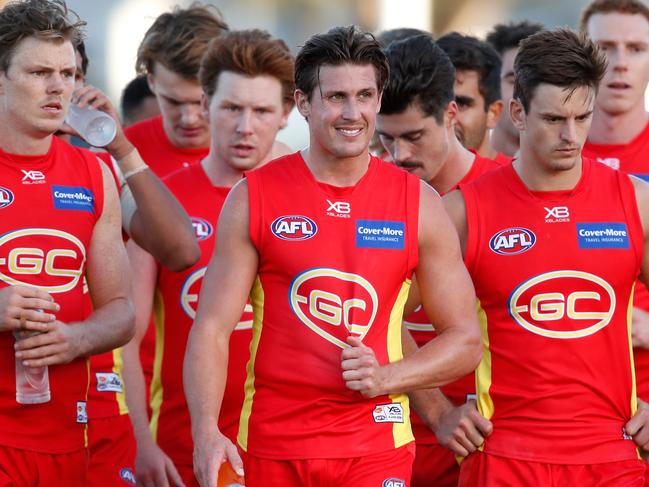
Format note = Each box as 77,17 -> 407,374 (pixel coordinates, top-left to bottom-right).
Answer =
0,285 -> 58,333
435,399 -> 493,457
341,335 -> 388,398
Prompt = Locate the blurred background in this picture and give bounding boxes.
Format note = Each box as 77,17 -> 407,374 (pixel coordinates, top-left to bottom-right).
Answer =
4,0 -> 644,148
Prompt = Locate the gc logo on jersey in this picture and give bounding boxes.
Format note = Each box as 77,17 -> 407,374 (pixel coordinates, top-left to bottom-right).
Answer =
509,270 -> 615,339
271,215 -> 317,241
0,228 -> 86,293
180,267 -> 252,329
289,268 -> 378,349
489,227 -> 536,255
191,217 -> 213,241
0,187 -> 14,209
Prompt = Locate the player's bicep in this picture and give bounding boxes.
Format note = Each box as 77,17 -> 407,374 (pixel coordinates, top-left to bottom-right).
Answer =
631,177 -> 649,287
86,162 -> 131,309
125,240 -> 157,343
416,183 -> 477,334
193,180 -> 258,336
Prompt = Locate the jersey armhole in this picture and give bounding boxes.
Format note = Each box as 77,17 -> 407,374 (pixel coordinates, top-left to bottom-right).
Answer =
460,183 -> 479,274
407,174 -> 420,274
617,171 -> 645,273
246,170 -> 262,251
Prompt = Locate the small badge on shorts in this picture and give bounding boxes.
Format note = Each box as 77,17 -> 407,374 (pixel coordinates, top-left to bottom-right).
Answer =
372,403 -> 404,423
383,478 -> 405,487
96,372 -> 123,393
76,401 -> 88,424
119,468 -> 136,485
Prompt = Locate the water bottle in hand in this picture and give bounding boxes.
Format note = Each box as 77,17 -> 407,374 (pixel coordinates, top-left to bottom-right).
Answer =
65,103 -> 116,147
14,329 -> 50,405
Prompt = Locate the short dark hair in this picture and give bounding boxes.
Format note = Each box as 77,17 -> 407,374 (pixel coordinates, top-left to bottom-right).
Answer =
486,21 -> 545,56
580,0 -> 649,32
121,75 -> 154,122
295,25 -> 389,99
136,3 -> 228,80
438,32 -> 502,108
0,0 -> 85,73
76,39 -> 88,76
376,27 -> 431,47
200,29 -> 295,107
514,28 -> 606,112
380,35 -> 455,124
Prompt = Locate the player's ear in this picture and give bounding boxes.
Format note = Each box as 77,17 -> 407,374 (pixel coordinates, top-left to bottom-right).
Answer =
295,89 -> 310,121
146,73 -> 156,95
486,100 -> 504,129
445,100 -> 458,128
510,98 -> 525,132
201,93 -> 210,120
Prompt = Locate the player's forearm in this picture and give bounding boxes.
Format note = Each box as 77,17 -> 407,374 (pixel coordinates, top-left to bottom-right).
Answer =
74,297 -> 135,357
119,151 -> 200,272
121,342 -> 154,442
385,323 -> 481,393
184,320 -> 229,439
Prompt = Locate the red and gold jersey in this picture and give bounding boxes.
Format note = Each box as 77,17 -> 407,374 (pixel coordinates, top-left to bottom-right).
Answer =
406,152 -> 498,444
240,153 -> 419,459
461,159 -> 642,463
583,122 -> 649,401
124,116 -> 208,178
149,163 -> 252,467
0,136 -> 104,453
494,152 -> 513,166
124,115 -> 209,414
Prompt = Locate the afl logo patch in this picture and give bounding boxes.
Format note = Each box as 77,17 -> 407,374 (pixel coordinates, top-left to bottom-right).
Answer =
489,227 -> 536,255
191,217 -> 213,241
271,215 -> 317,241
0,187 -> 14,209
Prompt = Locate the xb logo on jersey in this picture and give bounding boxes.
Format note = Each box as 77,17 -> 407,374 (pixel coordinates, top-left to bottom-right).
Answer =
0,228 -> 86,293
289,268 -> 378,349
326,199 -> 351,218
509,270 -> 615,339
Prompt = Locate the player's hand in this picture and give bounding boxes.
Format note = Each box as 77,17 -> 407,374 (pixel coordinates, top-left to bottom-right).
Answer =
341,335 -> 387,398
0,285 -> 58,334
435,399 -> 493,457
626,399 -> 649,451
135,438 -> 185,487
632,307 -> 649,349
193,428 -> 243,487
14,320 -> 83,367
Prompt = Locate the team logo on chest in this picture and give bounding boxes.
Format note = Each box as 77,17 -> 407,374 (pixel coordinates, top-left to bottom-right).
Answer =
191,217 -> 213,241
509,270 -> 615,339
271,215 -> 317,240
489,227 -> 536,255
0,187 -> 14,209
289,268 -> 378,349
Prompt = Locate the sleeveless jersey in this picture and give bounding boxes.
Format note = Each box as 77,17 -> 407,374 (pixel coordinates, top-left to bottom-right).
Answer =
583,121 -> 649,401
405,152 -> 498,444
0,136 -> 104,453
461,159 -> 642,463
150,163 -> 253,467
124,116 -> 208,178
125,115 -> 209,410
85,151 -> 129,420
240,153 -> 419,459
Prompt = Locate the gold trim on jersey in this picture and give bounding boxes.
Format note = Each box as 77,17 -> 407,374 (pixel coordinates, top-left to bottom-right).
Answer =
112,347 -> 129,415
149,288 -> 165,441
387,279 -> 415,448
238,276 -> 264,451
475,299 -> 493,436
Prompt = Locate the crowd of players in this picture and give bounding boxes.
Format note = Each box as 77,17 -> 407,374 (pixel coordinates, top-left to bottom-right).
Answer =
0,0 -> 648,486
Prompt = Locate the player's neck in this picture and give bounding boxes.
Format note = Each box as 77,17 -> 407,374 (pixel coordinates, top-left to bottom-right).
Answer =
0,125 -> 52,156
430,136 -> 474,194
490,126 -> 519,157
589,105 -> 649,145
515,147 -> 583,192
475,132 -> 498,160
201,154 -> 245,188
302,144 -> 371,187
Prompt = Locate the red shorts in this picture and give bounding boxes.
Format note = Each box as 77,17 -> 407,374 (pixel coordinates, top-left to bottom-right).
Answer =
459,451 -> 646,487
87,415 -> 137,486
412,442 -> 458,487
0,445 -> 87,486
244,444 -> 414,487
177,464 -> 200,487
